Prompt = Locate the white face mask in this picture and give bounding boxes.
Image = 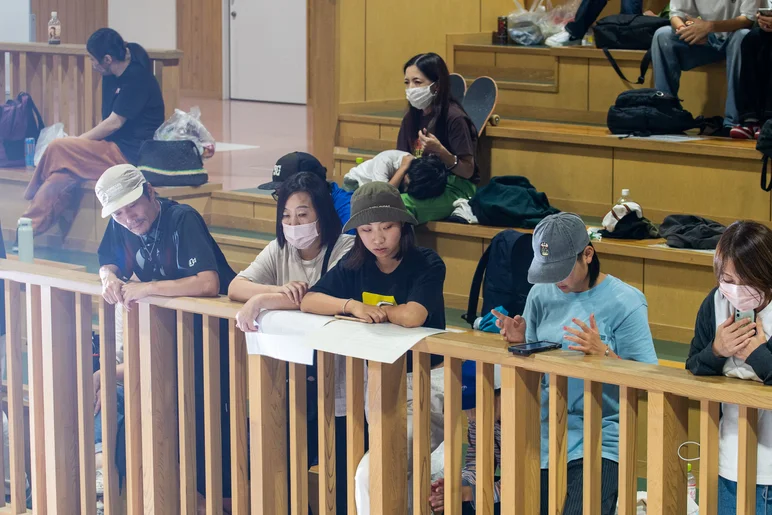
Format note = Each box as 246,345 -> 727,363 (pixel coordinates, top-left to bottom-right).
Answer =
282,221 -> 319,250
406,83 -> 436,110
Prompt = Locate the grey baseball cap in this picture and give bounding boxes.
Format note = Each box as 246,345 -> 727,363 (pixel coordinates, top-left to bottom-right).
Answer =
528,213 -> 590,284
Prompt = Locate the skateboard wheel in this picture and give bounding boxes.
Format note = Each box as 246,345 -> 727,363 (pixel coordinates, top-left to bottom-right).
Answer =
490,114 -> 501,126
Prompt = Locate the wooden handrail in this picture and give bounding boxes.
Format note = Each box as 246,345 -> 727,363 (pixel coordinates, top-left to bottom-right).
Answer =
0,42 -> 182,60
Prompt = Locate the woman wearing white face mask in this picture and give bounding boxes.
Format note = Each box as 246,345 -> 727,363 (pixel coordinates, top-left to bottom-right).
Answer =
228,172 -> 354,329
687,220 -> 772,513
396,52 -> 479,224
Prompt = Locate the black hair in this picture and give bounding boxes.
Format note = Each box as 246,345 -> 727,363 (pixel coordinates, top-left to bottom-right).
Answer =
344,223 -> 416,270
275,172 -> 342,251
403,53 -> 467,151
87,28 -> 150,68
404,155 -> 448,200
577,243 -> 601,288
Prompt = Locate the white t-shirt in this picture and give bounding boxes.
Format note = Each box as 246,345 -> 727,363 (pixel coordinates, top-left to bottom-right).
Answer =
343,150 -> 410,190
237,234 -> 356,416
715,293 -> 772,484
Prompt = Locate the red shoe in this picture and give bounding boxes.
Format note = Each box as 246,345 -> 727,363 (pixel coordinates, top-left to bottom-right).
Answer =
730,125 -> 755,139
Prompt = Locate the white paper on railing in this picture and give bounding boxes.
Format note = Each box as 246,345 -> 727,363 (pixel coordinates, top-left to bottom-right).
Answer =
311,320 -> 446,364
245,310 -> 335,365
244,310 -> 446,364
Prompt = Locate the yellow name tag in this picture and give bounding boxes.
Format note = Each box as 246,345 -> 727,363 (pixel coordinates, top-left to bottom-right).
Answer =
362,292 -> 397,307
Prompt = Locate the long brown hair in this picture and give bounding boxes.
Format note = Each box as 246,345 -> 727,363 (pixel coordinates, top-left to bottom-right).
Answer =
715,221 -> 772,305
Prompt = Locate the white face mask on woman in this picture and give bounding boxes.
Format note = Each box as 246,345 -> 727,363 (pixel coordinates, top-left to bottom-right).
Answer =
282,221 -> 319,250
406,83 -> 436,110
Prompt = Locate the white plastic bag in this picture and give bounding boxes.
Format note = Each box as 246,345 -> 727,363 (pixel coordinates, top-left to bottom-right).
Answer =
507,0 -> 580,43
154,106 -> 216,158
34,123 -> 67,166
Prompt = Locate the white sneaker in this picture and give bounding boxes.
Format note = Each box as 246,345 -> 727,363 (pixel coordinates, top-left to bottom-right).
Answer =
545,29 -> 581,47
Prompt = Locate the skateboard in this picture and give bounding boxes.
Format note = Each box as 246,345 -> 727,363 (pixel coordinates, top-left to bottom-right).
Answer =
449,73 -> 467,104
461,76 -> 500,138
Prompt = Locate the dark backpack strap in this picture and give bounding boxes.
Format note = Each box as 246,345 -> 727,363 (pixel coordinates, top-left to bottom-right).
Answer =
28,97 -> 45,133
321,243 -> 335,276
603,48 -> 650,85
762,156 -> 772,192
462,245 -> 492,326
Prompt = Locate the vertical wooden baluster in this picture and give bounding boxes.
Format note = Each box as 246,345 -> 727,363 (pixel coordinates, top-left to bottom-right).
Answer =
500,366 -> 516,515
41,286 -> 80,514
61,56 -> 75,135
155,59 -> 180,121
248,355 -> 288,513
9,52 -> 26,98
514,367 -> 541,514
584,381 -> 603,514
98,299 -> 119,515
75,56 -> 85,135
318,351 -> 336,515
139,304 -> 179,515
412,352 -> 431,515
123,306 -> 143,515
369,355 -> 408,514
25,285 -> 47,515
203,316 -> 223,515
442,357 -> 463,515
476,362 -> 496,515
618,387 -> 639,515
699,401 -> 720,515
0,54 -> 6,100
548,375 -> 568,515
42,55 -> 56,126
75,293 -> 95,515
177,311 -> 196,515
737,406 -> 759,515
5,281 -> 24,512
24,53 -> 44,113
289,361 -> 308,515
647,392 -> 688,514
228,321 -> 249,515
346,357 -> 365,515
83,61 -> 95,132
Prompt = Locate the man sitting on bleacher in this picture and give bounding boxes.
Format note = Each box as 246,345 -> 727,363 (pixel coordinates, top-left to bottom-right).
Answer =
651,0 -> 759,136
94,164 -> 235,514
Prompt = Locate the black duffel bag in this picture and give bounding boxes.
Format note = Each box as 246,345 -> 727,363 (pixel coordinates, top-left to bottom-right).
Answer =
607,89 -> 698,136
595,14 -> 670,84
137,139 -> 209,187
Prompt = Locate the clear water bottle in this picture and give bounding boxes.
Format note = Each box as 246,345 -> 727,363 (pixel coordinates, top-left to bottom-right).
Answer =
48,11 -> 61,45
17,218 -> 34,263
617,188 -> 632,205
687,463 -> 697,502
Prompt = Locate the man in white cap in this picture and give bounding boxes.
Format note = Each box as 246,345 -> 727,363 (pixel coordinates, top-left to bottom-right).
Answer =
94,164 -> 235,512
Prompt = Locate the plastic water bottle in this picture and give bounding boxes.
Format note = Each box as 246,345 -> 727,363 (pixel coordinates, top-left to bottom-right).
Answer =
617,188 -> 632,205
48,12 -> 61,45
17,218 -> 34,263
687,463 -> 697,502
24,138 -> 35,168
355,157 -> 364,165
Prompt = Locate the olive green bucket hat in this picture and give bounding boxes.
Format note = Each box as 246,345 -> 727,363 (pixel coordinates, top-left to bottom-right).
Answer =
342,182 -> 418,233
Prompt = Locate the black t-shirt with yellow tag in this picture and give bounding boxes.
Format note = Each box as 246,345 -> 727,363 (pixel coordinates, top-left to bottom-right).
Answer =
102,46 -> 165,164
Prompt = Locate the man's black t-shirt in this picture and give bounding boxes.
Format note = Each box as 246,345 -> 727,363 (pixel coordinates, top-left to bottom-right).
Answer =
97,198 -> 235,294
102,47 -> 165,165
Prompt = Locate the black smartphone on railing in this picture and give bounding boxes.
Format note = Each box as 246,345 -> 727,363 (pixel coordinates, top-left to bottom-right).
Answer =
508,341 -> 562,356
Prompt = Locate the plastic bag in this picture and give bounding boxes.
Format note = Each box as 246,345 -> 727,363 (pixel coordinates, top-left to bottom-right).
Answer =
34,123 -> 67,166
154,106 -> 216,159
507,0 -> 580,43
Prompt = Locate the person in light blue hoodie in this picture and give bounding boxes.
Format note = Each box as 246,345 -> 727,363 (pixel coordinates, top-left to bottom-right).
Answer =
494,212 -> 658,515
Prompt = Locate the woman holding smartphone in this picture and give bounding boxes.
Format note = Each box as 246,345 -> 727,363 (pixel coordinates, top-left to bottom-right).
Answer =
495,212 -> 657,514
686,220 -> 772,511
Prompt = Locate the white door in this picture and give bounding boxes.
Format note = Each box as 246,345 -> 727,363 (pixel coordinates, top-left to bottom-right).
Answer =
229,0 -> 307,104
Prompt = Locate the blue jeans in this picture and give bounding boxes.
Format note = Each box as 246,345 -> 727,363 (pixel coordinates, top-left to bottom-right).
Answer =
565,0 -> 643,39
94,384 -> 126,485
718,476 -> 772,514
651,26 -> 750,126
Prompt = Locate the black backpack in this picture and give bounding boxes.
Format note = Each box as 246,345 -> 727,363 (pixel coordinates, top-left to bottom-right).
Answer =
462,230 -> 534,327
759,120 -> 772,191
607,89 -> 699,136
594,14 -> 670,85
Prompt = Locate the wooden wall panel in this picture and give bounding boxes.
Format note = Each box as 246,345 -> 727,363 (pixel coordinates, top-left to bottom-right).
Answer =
31,0 -> 106,44
338,0 -> 366,103
177,0 -> 223,98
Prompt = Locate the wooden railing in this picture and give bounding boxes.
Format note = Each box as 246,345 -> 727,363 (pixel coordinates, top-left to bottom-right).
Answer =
1,258 -> 771,514
1,43 -> 182,136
